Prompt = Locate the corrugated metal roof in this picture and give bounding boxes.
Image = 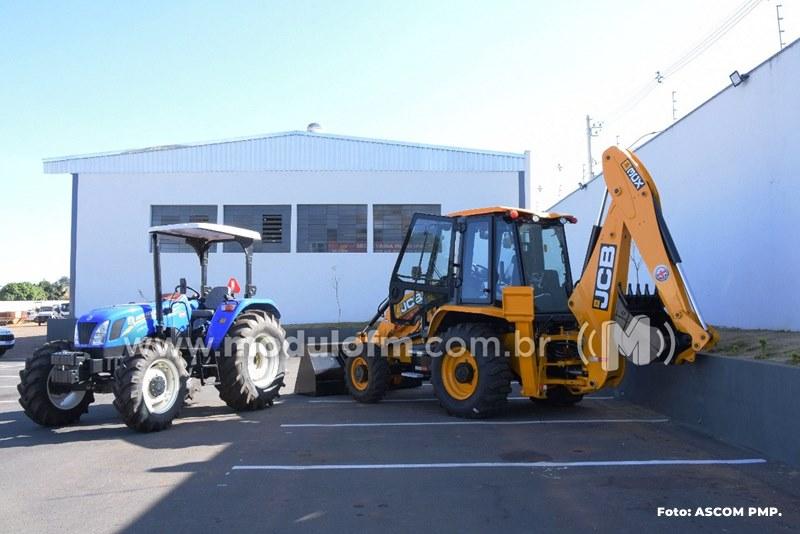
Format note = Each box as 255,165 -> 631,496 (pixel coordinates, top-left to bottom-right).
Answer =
43,131 -> 526,174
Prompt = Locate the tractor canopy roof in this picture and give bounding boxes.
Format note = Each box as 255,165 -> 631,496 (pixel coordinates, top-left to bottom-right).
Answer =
446,206 -> 575,222
148,222 -> 261,243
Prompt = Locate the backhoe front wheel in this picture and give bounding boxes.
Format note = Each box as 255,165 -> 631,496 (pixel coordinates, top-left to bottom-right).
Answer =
217,311 -> 287,411
345,354 -> 390,403
432,324 -> 512,418
113,339 -> 188,432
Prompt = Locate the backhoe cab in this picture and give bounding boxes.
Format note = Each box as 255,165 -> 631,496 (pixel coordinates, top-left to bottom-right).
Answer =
299,146 -> 717,418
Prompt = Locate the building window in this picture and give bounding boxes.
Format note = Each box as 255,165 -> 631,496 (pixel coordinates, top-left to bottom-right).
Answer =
373,204 -> 441,252
150,205 -> 218,253
297,204 -> 367,253
223,205 -> 291,253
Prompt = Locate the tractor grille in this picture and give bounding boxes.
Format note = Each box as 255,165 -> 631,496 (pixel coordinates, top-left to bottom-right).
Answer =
0,334 -> 13,342
77,322 -> 97,345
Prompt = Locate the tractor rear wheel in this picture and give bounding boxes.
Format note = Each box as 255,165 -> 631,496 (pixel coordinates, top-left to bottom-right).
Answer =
18,340 -> 94,427
217,311 -> 287,411
432,324 -> 512,418
345,353 -> 390,403
113,338 -> 188,432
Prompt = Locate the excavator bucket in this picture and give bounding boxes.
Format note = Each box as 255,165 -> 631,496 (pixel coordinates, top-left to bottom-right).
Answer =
294,347 -> 347,396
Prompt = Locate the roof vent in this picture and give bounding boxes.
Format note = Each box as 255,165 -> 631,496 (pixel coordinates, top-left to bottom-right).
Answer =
307,122 -> 321,133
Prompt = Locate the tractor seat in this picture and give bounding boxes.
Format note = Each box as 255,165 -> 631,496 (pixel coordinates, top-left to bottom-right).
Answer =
191,286 -> 233,322
201,286 -> 234,312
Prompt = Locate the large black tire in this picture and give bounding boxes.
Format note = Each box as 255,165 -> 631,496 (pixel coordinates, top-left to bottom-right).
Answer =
345,353 -> 390,403
113,339 -> 188,432
217,311 -> 287,411
18,340 -> 94,427
431,324 -> 512,418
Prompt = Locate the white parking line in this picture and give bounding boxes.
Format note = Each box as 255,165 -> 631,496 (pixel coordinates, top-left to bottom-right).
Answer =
232,458 -> 767,471
282,417 -> 669,428
0,400 -> 18,404
307,395 -> 615,404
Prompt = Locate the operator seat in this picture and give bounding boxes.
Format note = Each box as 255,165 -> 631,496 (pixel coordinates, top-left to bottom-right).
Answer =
539,269 -> 568,311
191,286 -> 233,321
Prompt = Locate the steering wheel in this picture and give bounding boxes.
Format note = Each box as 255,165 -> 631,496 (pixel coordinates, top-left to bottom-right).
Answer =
471,264 -> 489,278
175,284 -> 201,300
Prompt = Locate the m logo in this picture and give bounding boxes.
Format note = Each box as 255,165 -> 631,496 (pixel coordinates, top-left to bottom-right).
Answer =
621,159 -> 645,190
592,244 -> 616,310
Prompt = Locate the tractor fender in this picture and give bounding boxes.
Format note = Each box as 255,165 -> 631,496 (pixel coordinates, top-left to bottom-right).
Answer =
206,298 -> 281,351
427,305 -> 507,338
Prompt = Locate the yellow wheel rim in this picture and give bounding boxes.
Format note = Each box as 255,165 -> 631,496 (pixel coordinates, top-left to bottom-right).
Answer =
441,348 -> 478,401
350,356 -> 369,392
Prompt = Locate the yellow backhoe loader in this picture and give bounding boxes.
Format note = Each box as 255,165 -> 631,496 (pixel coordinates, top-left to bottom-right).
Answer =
296,146 -> 718,417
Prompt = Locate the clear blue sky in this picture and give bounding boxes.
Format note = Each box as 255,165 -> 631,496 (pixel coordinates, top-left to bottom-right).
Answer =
0,0 -> 795,284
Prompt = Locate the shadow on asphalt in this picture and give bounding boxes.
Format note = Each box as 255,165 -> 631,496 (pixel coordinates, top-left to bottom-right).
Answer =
0,401 -> 272,450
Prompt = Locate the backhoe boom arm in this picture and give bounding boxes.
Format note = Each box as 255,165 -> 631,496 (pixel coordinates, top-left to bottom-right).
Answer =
569,146 -> 718,389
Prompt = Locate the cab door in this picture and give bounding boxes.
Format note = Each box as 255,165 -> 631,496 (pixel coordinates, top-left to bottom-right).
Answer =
389,214 -> 456,324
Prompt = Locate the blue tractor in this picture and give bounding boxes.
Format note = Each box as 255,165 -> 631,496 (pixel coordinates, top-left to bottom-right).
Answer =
18,223 -> 288,432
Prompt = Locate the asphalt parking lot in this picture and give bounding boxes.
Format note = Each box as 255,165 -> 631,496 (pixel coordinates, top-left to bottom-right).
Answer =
0,344 -> 798,533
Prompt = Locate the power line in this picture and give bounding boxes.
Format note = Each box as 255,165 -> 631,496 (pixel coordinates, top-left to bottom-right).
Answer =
662,0 -> 762,78
606,0 -> 763,122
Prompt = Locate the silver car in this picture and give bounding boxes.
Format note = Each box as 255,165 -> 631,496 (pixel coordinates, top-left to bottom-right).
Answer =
0,326 -> 15,357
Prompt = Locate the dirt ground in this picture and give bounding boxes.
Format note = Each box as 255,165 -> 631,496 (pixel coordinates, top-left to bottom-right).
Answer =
710,327 -> 800,365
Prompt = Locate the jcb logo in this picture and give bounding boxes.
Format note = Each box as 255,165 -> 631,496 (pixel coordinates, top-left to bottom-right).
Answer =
399,292 -> 423,315
592,244 -> 616,310
621,159 -> 645,190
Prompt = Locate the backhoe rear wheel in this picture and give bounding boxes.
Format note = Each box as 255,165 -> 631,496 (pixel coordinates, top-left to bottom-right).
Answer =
432,324 -> 512,418
113,338 -> 188,432
345,353 -> 390,403
217,311 -> 287,411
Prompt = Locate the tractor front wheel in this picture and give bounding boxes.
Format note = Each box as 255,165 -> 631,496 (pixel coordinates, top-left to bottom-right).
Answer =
217,311 -> 287,411
431,324 -> 512,418
113,339 -> 188,432
18,340 -> 94,427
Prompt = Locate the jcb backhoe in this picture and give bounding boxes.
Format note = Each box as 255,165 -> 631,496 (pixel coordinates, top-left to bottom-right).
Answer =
297,146 -> 718,417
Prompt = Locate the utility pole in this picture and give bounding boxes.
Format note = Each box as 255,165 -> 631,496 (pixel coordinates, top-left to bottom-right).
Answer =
585,114 -> 603,179
776,4 -> 786,49
672,90 -> 678,121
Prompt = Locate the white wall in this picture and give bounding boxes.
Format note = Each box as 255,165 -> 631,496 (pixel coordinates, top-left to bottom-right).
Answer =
551,45 -> 800,330
75,170 -> 519,324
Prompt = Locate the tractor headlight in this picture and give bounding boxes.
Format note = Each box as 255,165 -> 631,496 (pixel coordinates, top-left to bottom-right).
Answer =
90,320 -> 110,346
73,324 -> 80,346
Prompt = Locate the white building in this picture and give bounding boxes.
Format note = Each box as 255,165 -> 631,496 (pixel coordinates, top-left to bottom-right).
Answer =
44,131 -> 530,324
550,40 -> 800,330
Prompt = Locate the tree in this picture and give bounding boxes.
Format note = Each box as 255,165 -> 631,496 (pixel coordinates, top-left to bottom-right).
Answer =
55,276 -> 70,299
38,279 -> 68,300
0,282 -> 47,301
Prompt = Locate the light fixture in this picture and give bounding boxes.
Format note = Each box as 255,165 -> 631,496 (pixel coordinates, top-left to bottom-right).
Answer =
729,70 -> 749,87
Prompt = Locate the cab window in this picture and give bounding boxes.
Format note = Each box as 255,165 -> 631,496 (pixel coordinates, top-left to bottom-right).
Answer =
494,219 -> 521,300
461,219 -> 491,302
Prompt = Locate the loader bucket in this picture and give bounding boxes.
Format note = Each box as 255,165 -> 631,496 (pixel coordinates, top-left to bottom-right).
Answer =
294,350 -> 347,396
